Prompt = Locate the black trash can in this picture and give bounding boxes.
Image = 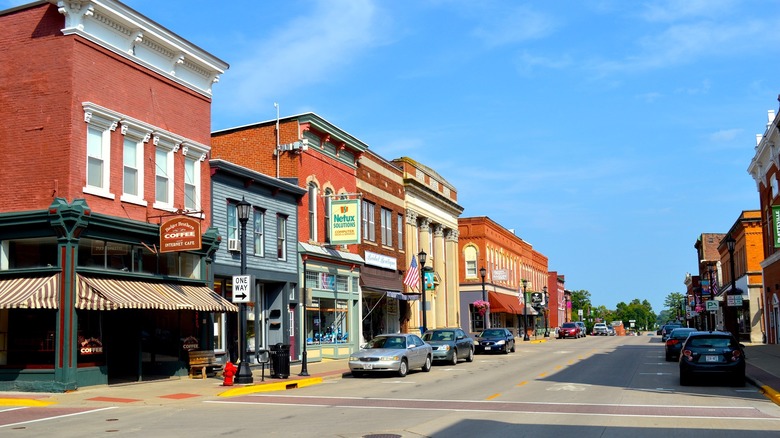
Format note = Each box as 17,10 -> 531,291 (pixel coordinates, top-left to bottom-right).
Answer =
269,343 -> 290,378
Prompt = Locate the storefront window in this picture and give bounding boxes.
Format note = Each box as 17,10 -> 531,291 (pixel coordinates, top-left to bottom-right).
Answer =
2,237 -> 59,270
470,304 -> 485,332
306,298 -> 349,344
77,238 -> 201,279
2,309 -> 56,367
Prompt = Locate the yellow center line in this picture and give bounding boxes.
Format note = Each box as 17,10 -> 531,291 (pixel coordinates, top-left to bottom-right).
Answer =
486,393 -> 501,400
538,372 -> 547,378
516,381 -> 528,387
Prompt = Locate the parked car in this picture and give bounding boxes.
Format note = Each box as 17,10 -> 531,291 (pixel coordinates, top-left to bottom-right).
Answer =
592,323 -> 609,336
474,328 -> 515,354
664,327 -> 696,361
422,328 -> 475,365
679,331 -> 745,387
660,323 -> 682,342
349,333 -> 432,377
607,325 -> 616,336
575,321 -> 587,337
558,322 -> 581,339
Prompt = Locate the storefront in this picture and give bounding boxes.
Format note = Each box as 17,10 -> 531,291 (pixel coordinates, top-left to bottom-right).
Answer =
299,243 -> 362,361
0,199 -> 236,392
360,253 -> 407,342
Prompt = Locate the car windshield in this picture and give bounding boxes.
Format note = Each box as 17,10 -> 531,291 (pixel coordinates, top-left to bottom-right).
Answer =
367,336 -> 406,349
562,323 -> 576,328
479,329 -> 505,337
670,329 -> 695,338
688,337 -> 733,348
423,331 -> 455,341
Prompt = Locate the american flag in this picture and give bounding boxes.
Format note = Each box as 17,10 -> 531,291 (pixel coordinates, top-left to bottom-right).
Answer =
403,255 -> 420,290
711,271 -> 719,296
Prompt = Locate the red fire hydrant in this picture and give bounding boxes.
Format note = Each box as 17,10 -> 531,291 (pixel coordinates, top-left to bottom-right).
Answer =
222,361 -> 237,386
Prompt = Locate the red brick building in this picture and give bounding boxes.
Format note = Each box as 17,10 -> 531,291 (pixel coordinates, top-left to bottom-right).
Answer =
0,1 -> 231,391
212,113 -> 367,360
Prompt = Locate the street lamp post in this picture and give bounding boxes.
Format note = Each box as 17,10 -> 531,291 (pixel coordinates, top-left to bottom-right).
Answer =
543,286 -> 549,337
298,255 -> 309,377
235,197 -> 253,384
419,250 -> 428,333
724,235 -> 739,339
480,267 -> 489,329
521,279 -> 530,341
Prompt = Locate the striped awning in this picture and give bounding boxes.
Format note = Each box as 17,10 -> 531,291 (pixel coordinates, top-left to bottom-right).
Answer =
76,275 -> 237,312
0,275 -> 59,309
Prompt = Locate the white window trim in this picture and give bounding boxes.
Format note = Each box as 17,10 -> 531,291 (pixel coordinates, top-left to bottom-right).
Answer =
120,120 -> 151,206
83,105 -> 118,199
183,155 -> 201,212
154,132 -> 178,211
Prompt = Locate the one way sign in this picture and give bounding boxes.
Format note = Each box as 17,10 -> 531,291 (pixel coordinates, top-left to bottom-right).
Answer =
232,275 -> 251,303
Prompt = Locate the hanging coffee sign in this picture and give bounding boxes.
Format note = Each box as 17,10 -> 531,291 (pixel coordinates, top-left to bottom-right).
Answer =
160,217 -> 202,253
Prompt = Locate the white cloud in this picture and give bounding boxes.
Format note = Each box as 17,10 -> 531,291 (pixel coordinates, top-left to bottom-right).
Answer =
215,0 -> 388,118
470,5 -> 558,47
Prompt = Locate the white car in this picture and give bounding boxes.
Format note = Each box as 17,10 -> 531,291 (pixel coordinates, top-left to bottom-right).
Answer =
592,323 -> 609,336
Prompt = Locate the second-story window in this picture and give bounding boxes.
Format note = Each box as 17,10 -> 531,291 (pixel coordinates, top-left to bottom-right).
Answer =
253,208 -> 265,257
308,182 -> 318,242
155,148 -> 172,207
184,156 -> 199,212
226,202 -> 239,246
464,246 -> 478,278
324,188 -> 333,244
362,200 -> 375,242
397,214 -> 404,250
86,126 -> 111,193
277,215 -> 287,260
122,137 -> 140,197
381,208 -> 392,246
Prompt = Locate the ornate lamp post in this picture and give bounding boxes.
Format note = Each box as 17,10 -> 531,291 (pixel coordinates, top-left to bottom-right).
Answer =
521,279 -> 530,341
543,286 -> 550,337
419,250 -> 428,333
724,235 -> 739,338
480,267 -> 489,329
235,197 -> 253,384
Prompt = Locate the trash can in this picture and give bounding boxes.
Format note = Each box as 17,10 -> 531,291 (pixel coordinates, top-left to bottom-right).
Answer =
269,343 -> 290,378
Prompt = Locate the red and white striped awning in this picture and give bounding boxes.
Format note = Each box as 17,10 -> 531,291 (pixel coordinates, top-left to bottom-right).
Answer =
76,275 -> 237,312
0,275 -> 59,309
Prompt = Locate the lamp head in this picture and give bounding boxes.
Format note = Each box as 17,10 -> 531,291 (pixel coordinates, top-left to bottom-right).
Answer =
521,278 -> 528,288
725,234 -> 736,252
236,196 -> 251,224
479,267 -> 486,279
418,250 -> 427,267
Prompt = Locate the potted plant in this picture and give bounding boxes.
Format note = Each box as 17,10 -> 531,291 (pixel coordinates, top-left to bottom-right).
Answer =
473,300 -> 490,316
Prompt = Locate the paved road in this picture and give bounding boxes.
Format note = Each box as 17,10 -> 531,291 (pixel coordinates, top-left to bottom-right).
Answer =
2,336 -> 779,437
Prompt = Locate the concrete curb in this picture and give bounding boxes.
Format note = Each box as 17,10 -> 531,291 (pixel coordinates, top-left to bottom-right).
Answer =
747,375 -> 780,407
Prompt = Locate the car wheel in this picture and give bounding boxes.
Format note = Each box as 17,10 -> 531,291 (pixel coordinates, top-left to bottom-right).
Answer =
665,353 -> 672,362
397,359 -> 409,377
450,349 -> 458,366
466,347 -> 474,362
503,344 -> 510,354
680,370 -> 691,386
422,355 -> 432,372
510,342 -> 515,353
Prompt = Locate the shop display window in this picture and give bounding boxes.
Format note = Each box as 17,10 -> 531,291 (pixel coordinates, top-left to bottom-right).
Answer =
2,237 -> 58,269
305,298 -> 349,345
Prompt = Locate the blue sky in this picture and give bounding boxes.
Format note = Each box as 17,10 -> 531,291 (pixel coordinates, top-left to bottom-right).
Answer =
6,0 -> 780,313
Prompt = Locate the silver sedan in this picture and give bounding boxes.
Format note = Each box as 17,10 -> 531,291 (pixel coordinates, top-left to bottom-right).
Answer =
349,333 -> 433,377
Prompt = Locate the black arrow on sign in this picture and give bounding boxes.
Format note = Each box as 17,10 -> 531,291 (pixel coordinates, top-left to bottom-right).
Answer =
235,293 -> 248,300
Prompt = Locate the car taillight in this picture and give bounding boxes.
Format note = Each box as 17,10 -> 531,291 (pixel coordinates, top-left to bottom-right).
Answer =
731,350 -> 742,361
666,339 -> 679,346
682,350 -> 692,361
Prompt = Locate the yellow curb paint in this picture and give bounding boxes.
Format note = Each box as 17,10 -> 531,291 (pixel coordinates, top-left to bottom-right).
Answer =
485,393 -> 501,400
0,399 -> 55,407
538,373 -> 547,378
554,365 -> 562,370
218,377 -> 323,397
516,381 -> 528,387
761,385 -> 780,406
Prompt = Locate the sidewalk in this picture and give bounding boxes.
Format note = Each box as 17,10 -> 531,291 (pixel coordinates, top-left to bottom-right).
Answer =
743,343 -> 780,406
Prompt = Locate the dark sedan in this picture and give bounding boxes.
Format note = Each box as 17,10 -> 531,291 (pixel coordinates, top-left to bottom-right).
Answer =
474,328 -> 515,354
664,327 -> 696,361
679,331 -> 745,387
422,328 -> 475,365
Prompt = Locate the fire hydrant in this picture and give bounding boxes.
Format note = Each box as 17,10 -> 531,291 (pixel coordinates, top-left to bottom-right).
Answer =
222,361 -> 237,386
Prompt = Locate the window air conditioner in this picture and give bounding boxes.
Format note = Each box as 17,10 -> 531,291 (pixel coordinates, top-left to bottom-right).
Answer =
227,238 -> 241,252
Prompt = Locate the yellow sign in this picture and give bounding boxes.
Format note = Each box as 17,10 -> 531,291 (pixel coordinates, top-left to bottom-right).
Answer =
330,199 -> 360,244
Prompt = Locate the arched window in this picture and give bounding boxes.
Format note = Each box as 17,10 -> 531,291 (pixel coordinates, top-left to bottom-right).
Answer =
464,246 -> 478,278
324,188 -> 333,244
308,182 -> 318,242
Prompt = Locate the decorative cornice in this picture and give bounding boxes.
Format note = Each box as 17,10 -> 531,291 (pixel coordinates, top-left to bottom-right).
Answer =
55,0 -> 228,97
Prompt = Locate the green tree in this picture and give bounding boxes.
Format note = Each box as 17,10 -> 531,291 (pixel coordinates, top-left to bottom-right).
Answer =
569,290 -> 591,323
614,299 -> 657,333
663,292 -> 686,322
